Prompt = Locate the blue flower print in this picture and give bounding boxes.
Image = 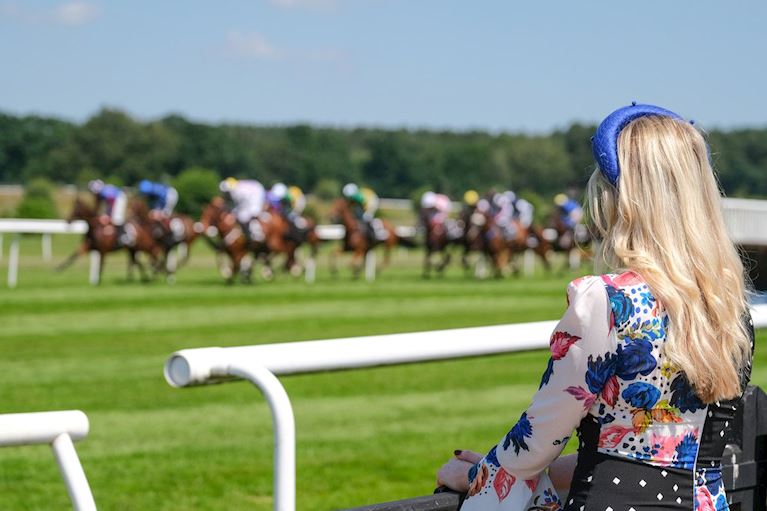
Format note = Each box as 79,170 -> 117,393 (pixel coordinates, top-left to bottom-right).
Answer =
670,374 -> 705,413
639,291 -> 655,308
621,382 -> 661,409
503,412 -> 533,454
615,339 -> 656,380
672,432 -> 698,469
585,352 -> 617,394
715,494 -> 727,509
539,358 -> 554,389
606,285 -> 633,326
485,445 -> 500,467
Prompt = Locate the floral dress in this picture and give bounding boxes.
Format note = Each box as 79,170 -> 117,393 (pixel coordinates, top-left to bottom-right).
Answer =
461,272 -> 754,511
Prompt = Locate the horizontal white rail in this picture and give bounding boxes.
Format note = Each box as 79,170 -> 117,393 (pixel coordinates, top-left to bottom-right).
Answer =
0,410 -> 95,511
0,219 -> 87,234
164,320 -> 558,386
162,303 -> 767,511
0,410 -> 89,446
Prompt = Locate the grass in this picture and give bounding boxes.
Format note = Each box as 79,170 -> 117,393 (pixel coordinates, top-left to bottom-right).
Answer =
0,235 -> 765,510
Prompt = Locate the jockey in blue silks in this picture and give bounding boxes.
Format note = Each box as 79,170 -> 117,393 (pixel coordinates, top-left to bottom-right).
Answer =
138,180 -> 178,218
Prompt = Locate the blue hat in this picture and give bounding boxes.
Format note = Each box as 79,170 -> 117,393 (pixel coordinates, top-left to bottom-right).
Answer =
592,102 -> 683,186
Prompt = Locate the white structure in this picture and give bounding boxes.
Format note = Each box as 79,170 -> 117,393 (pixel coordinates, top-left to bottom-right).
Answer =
164,304 -> 767,511
0,410 -> 95,511
722,198 -> 767,246
0,219 -> 88,288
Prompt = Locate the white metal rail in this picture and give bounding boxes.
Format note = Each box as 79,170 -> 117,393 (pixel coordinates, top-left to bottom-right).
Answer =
162,304 -> 767,511
0,410 -> 96,511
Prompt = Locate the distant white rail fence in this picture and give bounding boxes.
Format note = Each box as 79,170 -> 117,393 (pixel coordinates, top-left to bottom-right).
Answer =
0,219 -> 416,287
164,304 -> 767,511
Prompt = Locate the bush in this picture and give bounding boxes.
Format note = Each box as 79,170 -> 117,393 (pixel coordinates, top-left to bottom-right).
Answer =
312,178 -> 340,201
17,178 -> 58,218
172,167 -> 220,217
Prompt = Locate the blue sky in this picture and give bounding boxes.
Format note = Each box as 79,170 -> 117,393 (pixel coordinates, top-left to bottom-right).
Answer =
1,0 -> 765,132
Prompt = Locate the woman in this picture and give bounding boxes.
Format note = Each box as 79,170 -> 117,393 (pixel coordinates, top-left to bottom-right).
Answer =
437,103 -> 754,510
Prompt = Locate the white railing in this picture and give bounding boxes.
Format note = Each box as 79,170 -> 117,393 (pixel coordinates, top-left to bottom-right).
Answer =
164,304 -> 767,511
0,410 -> 95,511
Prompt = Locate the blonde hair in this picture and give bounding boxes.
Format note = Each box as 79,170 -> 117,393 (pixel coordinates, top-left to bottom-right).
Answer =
587,115 -> 750,402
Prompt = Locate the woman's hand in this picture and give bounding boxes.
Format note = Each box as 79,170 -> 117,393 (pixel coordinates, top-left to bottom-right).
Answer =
436,450 -> 484,492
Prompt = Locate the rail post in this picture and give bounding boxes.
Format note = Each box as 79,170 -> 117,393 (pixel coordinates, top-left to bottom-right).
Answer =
7,233 -> 20,288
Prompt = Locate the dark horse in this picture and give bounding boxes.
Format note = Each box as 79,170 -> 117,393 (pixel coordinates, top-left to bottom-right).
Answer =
459,205 -> 509,278
328,198 -> 410,279
56,197 -> 164,283
130,200 -> 199,281
420,209 -> 462,278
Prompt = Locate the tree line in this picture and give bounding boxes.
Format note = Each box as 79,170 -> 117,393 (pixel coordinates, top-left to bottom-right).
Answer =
2,108 -> 766,202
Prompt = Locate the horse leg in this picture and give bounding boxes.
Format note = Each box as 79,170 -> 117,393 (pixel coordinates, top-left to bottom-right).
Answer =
127,250 -> 136,281
437,249 -> 451,276
351,249 -> 364,279
55,239 -> 90,272
329,245 -> 342,278
422,247 -> 432,279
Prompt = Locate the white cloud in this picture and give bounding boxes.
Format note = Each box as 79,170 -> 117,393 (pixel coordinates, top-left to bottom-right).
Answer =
226,31 -> 282,60
268,0 -> 339,10
0,1 -> 101,26
54,1 -> 100,25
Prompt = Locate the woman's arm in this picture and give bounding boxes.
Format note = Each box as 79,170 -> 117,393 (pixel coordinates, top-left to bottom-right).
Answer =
451,277 -> 615,498
548,453 -> 577,495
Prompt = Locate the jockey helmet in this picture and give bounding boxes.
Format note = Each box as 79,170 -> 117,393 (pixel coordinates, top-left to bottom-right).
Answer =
554,193 -> 568,206
421,191 -> 437,209
342,183 -> 359,198
138,180 -> 153,195
271,182 -> 288,199
463,190 -> 479,206
88,179 -> 104,194
220,177 -> 238,193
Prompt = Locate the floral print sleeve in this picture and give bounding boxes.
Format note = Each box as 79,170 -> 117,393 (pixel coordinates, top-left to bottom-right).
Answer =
461,276 -> 613,510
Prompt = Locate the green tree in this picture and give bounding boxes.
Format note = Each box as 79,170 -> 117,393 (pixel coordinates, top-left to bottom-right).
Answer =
172,167 -> 220,217
16,178 -> 58,218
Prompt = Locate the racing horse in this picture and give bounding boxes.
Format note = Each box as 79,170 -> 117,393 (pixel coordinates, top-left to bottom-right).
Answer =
460,206 -> 509,279
328,198 -> 411,279
198,197 -> 268,284
259,209 -> 320,279
420,209 -> 462,278
541,212 -> 593,272
56,196 -> 164,283
130,200 -> 199,279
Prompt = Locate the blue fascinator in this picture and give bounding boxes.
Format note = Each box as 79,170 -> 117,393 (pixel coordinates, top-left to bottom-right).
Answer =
592,102 -> 684,186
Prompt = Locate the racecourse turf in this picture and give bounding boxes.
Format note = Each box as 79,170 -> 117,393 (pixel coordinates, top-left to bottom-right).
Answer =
1,235 -> 765,510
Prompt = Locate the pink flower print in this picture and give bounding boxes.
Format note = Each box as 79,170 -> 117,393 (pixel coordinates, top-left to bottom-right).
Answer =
695,485 -> 716,511
549,331 -> 581,360
598,425 -> 634,449
565,386 -> 597,411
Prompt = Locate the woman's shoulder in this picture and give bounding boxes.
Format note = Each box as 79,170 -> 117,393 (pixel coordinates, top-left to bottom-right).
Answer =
567,271 -> 645,296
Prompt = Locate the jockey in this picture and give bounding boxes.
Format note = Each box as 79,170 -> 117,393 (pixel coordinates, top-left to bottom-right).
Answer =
554,193 -> 583,230
88,179 -> 127,226
138,180 -> 178,218
88,179 -> 130,245
220,177 -> 266,242
268,182 -> 308,242
492,190 -> 518,240
342,183 -> 380,240
421,191 -> 451,225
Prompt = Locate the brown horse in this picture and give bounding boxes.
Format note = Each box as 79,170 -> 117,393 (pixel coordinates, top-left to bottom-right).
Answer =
460,208 -> 509,278
259,208 -> 320,278
420,209 -> 463,278
541,213 -> 593,272
328,198 -> 406,279
56,196 -> 164,283
130,200 -> 199,280
198,197 -> 267,284
503,220 -> 552,275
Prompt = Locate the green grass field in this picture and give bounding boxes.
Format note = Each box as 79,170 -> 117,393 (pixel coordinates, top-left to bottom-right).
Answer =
1,235 -> 765,510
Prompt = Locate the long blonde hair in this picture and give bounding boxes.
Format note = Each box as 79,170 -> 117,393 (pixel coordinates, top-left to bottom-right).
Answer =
587,115 -> 750,403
